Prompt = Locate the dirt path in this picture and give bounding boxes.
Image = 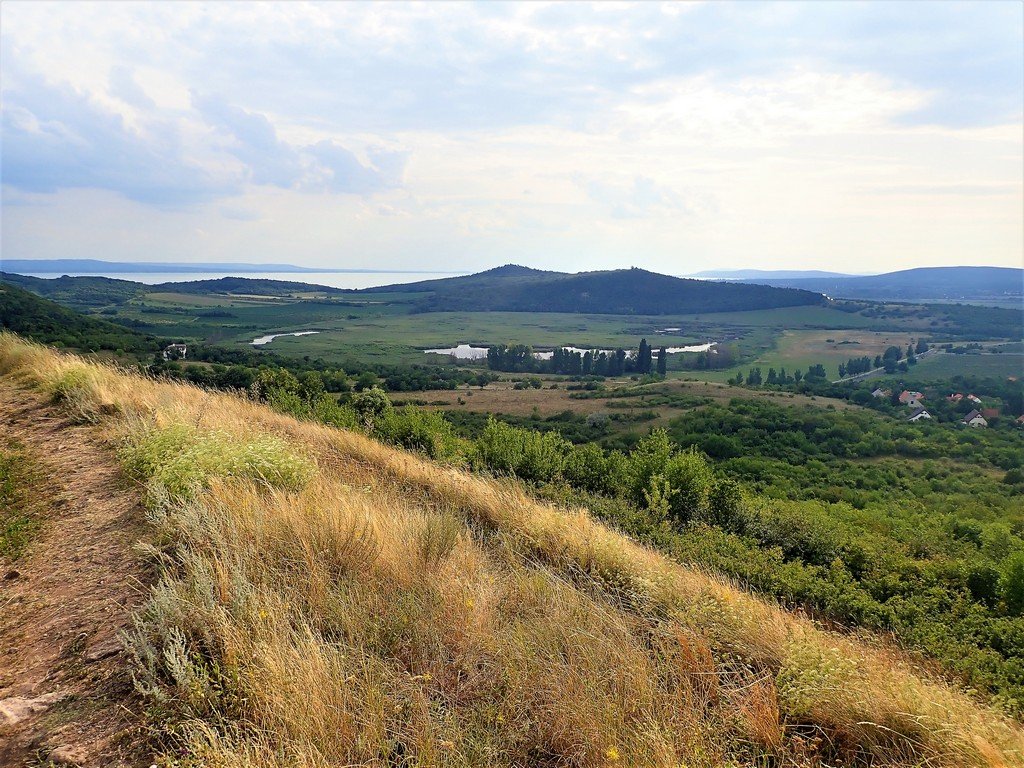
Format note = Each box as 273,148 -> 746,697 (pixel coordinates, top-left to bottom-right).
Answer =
0,383 -> 153,767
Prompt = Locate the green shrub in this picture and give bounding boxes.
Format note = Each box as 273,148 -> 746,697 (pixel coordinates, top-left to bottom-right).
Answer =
351,387 -> 393,428
473,417 -> 569,483
376,406 -> 461,460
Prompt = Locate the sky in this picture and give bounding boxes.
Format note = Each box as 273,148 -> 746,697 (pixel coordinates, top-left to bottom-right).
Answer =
1,1 -> 1022,275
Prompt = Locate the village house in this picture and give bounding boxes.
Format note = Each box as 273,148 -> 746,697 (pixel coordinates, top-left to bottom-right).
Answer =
898,390 -> 924,408
907,407 -> 932,422
982,408 -> 1000,422
162,343 -> 187,360
967,394 -> 983,404
1016,415 -> 1024,427
962,409 -> 988,428
871,387 -> 890,399
947,393 -> 963,403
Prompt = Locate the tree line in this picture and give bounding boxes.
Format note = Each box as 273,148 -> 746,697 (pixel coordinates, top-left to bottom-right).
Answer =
487,339 -> 667,377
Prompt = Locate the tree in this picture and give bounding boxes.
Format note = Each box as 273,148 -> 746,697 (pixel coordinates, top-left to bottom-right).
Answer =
355,370 -> 379,391
638,338 -> 652,374
351,386 -> 393,428
613,348 -> 627,376
656,347 -> 667,376
1000,551 -> 1024,616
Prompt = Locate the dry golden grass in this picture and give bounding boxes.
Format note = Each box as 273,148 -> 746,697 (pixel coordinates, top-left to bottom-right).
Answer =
2,332 -> 1022,768
402,378 -> 859,420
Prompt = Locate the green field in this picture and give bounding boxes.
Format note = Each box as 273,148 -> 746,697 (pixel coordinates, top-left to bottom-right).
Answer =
900,351 -> 1024,380
115,291 -> 1006,371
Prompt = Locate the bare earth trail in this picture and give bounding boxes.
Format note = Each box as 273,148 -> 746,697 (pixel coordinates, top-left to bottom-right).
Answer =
0,383 -> 153,767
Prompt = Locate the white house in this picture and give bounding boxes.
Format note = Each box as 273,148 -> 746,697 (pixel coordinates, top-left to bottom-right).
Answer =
962,409 -> 988,428
871,387 -> 889,399
162,343 -> 187,360
907,407 -> 932,422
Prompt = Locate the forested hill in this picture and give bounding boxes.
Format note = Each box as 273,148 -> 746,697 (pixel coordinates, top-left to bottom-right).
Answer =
363,265 -> 824,314
364,264 -> 561,294
0,280 -> 160,353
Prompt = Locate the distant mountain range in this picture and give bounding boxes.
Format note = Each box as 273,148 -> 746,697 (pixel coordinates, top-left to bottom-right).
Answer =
0,259 -> 453,275
4,262 -> 1019,312
688,269 -> 856,280
714,266 -> 1022,302
2,264 -> 824,316
360,265 -> 823,314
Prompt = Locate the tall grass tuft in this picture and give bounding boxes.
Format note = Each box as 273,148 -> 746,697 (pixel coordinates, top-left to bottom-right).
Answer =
120,423 -> 315,506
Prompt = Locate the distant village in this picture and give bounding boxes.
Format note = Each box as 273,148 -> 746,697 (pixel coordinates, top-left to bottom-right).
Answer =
871,386 -> 1022,428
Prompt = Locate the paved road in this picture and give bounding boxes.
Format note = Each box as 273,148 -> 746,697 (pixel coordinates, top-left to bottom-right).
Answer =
830,349 -> 937,384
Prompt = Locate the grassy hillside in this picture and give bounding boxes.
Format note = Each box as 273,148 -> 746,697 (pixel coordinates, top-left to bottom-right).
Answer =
1,332 -> 1021,767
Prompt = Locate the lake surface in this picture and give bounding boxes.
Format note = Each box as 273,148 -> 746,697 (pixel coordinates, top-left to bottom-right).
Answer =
426,342 -> 717,359
252,331 -> 321,346
424,344 -> 490,359
15,270 -> 464,290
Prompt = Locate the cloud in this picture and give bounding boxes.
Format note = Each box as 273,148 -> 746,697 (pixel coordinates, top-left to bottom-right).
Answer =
1,69 -> 228,206
108,66 -> 156,110
192,92 -> 304,188
1,2 -> 1020,272
193,93 -> 403,195
580,175 -> 685,219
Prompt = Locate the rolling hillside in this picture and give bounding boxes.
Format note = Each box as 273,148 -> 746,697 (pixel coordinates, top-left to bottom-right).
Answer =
1,332 -> 1021,767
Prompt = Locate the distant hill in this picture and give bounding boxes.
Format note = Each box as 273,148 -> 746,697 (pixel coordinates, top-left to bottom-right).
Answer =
362,265 -> 824,314
366,264 -> 561,294
1,272 -> 147,310
1,272 -> 355,307
0,258 -> 439,274
747,266 -> 1023,302
689,269 -> 855,280
150,277 -> 351,296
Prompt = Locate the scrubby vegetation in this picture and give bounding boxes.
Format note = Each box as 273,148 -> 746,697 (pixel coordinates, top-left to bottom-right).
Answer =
238,366 -> 1024,715
3,332 -> 1023,766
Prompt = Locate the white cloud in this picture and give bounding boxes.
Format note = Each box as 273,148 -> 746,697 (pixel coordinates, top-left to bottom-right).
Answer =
1,1 -> 1021,272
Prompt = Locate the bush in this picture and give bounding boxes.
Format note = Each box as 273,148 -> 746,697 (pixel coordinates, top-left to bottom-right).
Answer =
376,406 -> 461,460
474,417 -> 569,483
351,387 -> 393,428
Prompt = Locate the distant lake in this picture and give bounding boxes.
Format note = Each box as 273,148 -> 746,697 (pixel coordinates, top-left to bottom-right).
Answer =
252,331 -> 321,346
427,342 -> 717,360
14,270 -> 465,290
